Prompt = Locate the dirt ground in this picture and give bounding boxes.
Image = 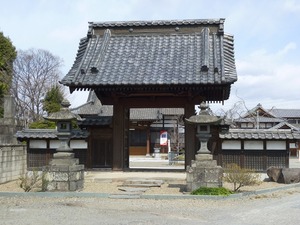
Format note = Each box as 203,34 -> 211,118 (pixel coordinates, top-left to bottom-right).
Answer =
0,178 -> 288,195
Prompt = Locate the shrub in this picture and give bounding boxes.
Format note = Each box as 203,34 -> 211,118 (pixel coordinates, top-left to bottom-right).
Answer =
19,170 -> 48,192
191,187 -> 233,196
223,163 -> 262,192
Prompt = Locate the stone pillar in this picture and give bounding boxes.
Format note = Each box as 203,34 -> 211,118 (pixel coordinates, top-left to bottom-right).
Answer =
186,154 -> 223,192
0,95 -> 17,144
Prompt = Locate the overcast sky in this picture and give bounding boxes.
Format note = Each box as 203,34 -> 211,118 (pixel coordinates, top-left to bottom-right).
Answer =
1,0 -> 299,113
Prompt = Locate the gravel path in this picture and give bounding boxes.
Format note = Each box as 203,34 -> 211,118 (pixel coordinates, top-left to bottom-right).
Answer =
0,178 -> 288,195
0,188 -> 300,225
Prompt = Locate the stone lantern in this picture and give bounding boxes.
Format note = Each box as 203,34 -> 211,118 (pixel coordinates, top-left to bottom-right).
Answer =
43,99 -> 85,191
185,102 -> 223,191
185,102 -> 222,154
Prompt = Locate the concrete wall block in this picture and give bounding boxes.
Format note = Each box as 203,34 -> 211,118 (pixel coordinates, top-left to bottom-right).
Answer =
0,144 -> 26,184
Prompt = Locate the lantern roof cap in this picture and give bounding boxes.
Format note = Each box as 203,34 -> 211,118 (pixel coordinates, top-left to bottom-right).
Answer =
185,102 -> 222,125
44,99 -> 83,122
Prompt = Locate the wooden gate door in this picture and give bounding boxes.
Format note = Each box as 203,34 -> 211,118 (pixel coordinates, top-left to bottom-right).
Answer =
91,137 -> 112,168
88,128 -> 113,168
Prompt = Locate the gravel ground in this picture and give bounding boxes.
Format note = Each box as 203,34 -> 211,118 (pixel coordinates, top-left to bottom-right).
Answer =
0,178 -> 288,194
1,178 -> 300,225
0,187 -> 299,225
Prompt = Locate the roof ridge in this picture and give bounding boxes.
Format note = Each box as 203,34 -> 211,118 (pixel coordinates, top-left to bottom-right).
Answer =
88,18 -> 225,28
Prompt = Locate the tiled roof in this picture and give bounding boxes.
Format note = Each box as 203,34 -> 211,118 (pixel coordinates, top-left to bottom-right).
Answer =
220,129 -> 300,140
270,122 -> 300,131
234,116 -> 285,123
61,19 -> 237,90
269,109 -> 300,118
71,91 -> 184,121
160,108 -> 184,115
71,91 -> 102,115
78,116 -> 112,126
87,19 -> 225,29
15,129 -> 88,140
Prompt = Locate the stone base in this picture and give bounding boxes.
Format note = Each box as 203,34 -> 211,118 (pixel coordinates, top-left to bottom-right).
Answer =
49,152 -> 79,166
186,154 -> 223,192
43,164 -> 84,192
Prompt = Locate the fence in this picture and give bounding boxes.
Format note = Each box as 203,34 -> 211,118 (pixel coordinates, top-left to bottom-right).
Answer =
215,150 -> 288,171
27,148 -> 87,170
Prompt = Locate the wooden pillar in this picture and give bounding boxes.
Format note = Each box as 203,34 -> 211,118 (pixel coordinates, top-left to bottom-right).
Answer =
263,140 -> 267,170
240,140 -> 244,168
286,140 -> 290,168
112,102 -> 125,170
184,103 -> 196,168
146,126 -> 151,157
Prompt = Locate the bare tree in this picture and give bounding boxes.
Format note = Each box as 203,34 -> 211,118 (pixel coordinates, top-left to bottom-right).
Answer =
168,115 -> 184,152
11,49 -> 64,127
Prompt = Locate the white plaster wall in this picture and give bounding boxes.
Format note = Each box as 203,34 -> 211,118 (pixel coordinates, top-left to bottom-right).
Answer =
30,140 -> 47,149
222,140 -> 241,150
267,141 -> 286,150
244,140 -> 264,150
50,140 -> 60,149
70,140 -> 87,149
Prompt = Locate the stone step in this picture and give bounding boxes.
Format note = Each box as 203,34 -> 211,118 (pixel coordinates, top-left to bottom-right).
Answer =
122,179 -> 164,187
118,187 -> 149,193
109,193 -> 141,199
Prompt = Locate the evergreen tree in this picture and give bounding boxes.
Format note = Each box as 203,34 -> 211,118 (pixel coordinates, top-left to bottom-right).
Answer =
0,32 -> 17,117
43,85 -> 64,114
29,85 -> 65,129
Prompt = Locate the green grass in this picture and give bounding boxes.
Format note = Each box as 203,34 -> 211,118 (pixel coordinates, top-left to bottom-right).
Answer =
191,187 -> 233,196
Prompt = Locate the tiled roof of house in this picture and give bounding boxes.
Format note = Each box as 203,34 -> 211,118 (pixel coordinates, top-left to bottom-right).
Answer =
234,116 -> 285,123
220,129 -> 300,140
71,91 -> 184,121
78,116 -> 112,126
269,109 -> 300,118
270,122 -> 300,131
15,129 -> 88,140
61,19 -> 237,91
87,19 -> 225,28
71,91 -> 102,115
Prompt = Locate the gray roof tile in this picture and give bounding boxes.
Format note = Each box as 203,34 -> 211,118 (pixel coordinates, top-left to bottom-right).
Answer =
269,109 -> 300,118
234,116 -> 285,123
71,91 -> 184,120
220,129 -> 300,140
15,129 -> 88,140
61,19 -> 237,89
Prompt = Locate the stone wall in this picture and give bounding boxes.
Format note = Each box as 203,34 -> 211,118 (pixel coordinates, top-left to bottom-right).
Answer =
0,145 -> 27,184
